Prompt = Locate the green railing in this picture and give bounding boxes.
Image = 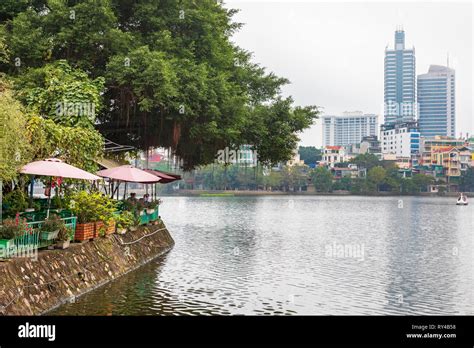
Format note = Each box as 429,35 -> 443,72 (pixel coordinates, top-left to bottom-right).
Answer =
138,207 -> 159,225
0,216 -> 77,259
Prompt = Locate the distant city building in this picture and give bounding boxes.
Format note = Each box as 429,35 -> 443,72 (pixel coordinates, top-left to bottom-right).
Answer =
430,147 -> 462,178
381,121 -> 420,159
286,149 -> 305,167
419,136 -> 465,166
384,28 -> 416,124
322,146 -> 347,167
332,164 -> 366,179
417,65 -> 455,138
345,135 -> 382,160
322,111 -> 378,146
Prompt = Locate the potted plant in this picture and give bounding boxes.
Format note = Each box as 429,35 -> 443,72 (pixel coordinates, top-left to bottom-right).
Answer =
146,201 -> 157,215
70,191 -> 97,241
70,191 -> 116,240
40,214 -> 64,241
0,218 -> 24,256
129,213 -> 141,232
55,226 -> 72,249
116,211 -> 133,234
136,200 -> 146,216
105,218 -> 116,235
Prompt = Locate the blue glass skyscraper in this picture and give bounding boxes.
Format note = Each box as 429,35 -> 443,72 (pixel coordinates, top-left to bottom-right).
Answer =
417,65 -> 455,137
384,29 -> 416,124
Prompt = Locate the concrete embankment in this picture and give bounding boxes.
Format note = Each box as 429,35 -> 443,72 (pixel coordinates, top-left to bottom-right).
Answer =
0,221 -> 174,315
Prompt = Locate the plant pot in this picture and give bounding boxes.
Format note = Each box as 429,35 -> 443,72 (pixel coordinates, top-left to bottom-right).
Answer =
139,210 -> 146,216
75,222 -> 95,241
55,239 -> 70,249
106,220 -> 116,235
94,221 -> 105,238
146,208 -> 155,214
40,229 -> 60,241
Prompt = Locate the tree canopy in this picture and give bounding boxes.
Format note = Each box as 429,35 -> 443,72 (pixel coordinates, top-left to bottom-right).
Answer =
0,0 -> 319,170
298,146 -> 321,165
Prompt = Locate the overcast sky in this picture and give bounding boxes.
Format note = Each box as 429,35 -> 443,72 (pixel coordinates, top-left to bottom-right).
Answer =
226,0 -> 473,147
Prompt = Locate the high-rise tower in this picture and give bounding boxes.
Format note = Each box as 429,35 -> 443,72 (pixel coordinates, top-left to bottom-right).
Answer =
384,28 -> 416,124
417,65 -> 455,137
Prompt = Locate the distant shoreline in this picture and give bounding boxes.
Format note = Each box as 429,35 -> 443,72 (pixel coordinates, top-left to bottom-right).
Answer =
160,190 -> 470,198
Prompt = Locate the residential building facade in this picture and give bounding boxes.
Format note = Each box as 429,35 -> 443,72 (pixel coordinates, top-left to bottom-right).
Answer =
322,112 -> 378,146
322,146 -> 347,167
381,121 -> 420,159
419,136 -> 465,166
417,65 -> 455,137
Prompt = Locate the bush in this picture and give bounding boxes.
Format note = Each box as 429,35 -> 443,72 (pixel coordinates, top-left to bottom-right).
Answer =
0,218 -> 26,239
42,214 -> 65,232
116,211 -> 134,230
57,226 -> 72,241
146,199 -> 162,209
69,191 -> 117,224
3,190 -> 28,216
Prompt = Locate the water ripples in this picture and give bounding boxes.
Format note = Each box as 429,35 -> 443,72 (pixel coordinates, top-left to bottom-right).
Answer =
52,196 -> 474,315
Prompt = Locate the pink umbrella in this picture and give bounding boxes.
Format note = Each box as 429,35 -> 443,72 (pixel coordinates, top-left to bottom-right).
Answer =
20,158 -> 101,181
20,158 -> 101,217
96,165 -> 161,183
97,165 -> 161,200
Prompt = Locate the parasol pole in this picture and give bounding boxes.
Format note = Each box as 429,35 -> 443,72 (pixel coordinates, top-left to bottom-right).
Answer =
0,179 -> 2,224
29,175 -> 35,208
46,177 -> 52,219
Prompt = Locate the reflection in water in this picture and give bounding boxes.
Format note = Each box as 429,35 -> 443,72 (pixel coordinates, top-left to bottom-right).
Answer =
51,196 -> 474,315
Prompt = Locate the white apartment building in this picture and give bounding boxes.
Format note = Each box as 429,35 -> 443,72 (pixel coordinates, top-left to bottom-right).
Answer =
381,121 -> 420,158
322,111 -> 378,146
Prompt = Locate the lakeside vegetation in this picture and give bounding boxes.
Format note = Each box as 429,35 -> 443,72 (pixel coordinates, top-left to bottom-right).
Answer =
0,0 -> 318,176
174,152 -> 474,195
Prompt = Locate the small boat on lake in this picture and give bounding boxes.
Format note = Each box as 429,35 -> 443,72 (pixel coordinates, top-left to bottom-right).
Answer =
456,193 -> 468,206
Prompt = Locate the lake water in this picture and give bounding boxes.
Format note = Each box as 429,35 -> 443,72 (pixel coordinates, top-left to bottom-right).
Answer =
51,195 -> 473,315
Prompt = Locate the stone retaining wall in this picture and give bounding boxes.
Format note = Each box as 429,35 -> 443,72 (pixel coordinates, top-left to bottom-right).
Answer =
0,221 -> 174,315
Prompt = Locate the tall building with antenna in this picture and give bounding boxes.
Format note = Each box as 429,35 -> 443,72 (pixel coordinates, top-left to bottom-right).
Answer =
417,64 -> 455,137
384,27 -> 416,124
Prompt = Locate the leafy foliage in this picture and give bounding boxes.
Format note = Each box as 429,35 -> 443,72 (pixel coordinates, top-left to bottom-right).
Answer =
0,0 -> 319,170
310,166 -> 333,193
15,60 -> 105,128
41,214 -> 65,232
460,168 -> 474,192
0,217 -> 26,239
298,146 -> 321,165
26,115 -> 103,173
2,189 -> 28,216
69,190 -> 116,224
0,79 -> 32,181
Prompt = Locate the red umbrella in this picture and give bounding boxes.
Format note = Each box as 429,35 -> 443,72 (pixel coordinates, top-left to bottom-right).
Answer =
143,169 -> 181,184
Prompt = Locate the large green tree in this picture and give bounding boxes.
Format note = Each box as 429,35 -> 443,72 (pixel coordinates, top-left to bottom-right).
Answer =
298,146 -> 321,165
460,168 -> 474,192
0,79 -> 32,182
310,166 -> 333,192
15,60 -> 105,128
1,0 -> 318,170
367,166 -> 386,192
